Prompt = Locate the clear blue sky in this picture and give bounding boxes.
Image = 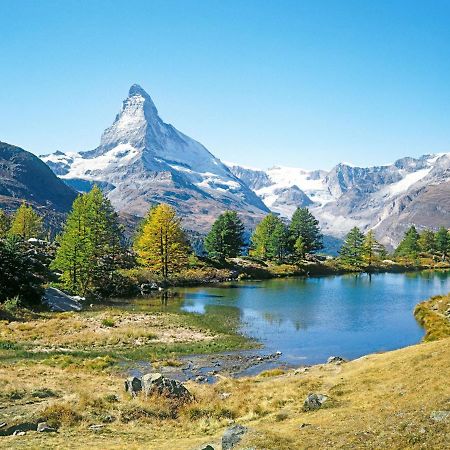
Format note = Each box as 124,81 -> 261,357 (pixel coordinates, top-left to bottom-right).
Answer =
1,0 -> 450,170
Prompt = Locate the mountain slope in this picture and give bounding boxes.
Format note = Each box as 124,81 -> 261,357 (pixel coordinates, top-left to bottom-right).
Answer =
42,85 -> 269,232
0,141 -> 77,213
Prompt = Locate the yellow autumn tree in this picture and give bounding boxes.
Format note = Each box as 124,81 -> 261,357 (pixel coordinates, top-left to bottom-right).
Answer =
9,202 -> 43,240
134,204 -> 190,280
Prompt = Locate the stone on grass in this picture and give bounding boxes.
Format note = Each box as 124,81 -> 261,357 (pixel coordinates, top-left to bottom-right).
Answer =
430,410 -> 450,422
124,376 -> 142,396
142,373 -> 192,402
222,424 -> 248,450
326,356 -> 347,365
37,422 -> 57,433
303,393 -> 328,411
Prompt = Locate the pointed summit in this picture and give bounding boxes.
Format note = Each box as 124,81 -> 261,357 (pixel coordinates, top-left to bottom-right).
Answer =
128,83 -> 150,98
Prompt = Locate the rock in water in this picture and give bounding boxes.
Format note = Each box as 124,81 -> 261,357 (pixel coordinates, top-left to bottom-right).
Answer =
141,373 -> 192,402
124,376 -> 142,396
222,424 -> 248,450
303,393 -> 329,411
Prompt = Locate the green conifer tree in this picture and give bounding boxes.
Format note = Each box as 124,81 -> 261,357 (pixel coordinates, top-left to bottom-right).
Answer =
52,186 -> 125,296
250,213 -> 289,262
204,211 -> 245,261
435,226 -> 450,261
289,207 -> 323,255
418,229 -> 436,255
339,227 -> 365,267
0,209 -> 11,238
395,226 -> 420,259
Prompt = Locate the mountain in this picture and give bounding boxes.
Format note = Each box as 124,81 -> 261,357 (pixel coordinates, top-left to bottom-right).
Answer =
228,154 -> 450,248
42,85 -> 269,232
0,141 -> 78,231
0,141 -> 77,212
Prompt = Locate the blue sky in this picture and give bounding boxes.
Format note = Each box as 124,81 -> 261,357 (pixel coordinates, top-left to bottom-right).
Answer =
1,0 -> 449,170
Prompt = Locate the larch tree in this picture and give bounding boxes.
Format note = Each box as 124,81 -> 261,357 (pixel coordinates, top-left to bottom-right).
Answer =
52,186 -> 125,296
134,203 -> 190,280
339,227 -> 365,267
363,230 -> 386,265
9,202 -> 43,240
204,211 -> 245,262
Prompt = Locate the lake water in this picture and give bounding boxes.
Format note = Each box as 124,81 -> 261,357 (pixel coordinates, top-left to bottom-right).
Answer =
177,271 -> 450,366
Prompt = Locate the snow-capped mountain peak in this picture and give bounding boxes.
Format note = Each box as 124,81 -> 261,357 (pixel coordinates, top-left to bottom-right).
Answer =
41,85 -> 269,231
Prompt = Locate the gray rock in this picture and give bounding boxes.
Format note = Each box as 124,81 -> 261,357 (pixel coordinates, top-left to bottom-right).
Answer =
37,422 -> 57,433
142,373 -> 192,401
124,376 -> 142,396
326,356 -> 347,365
222,424 -> 248,450
42,287 -> 83,312
303,393 -> 328,411
430,410 -> 450,422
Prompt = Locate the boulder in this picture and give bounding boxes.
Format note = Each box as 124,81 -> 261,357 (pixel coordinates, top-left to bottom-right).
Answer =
303,393 -> 328,411
142,373 -> 192,402
37,422 -> 57,433
222,424 -> 248,450
42,287 -> 83,312
326,356 -> 347,365
124,376 -> 142,396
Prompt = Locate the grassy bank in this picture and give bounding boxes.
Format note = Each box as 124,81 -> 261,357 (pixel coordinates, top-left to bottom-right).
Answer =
414,294 -> 450,341
0,301 -> 254,371
0,335 -> 449,449
124,256 -> 450,289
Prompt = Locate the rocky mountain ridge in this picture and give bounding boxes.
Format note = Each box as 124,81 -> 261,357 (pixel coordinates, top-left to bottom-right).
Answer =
228,153 -> 450,247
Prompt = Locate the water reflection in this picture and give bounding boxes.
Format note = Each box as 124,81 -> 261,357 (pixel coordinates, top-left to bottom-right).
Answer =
174,271 -> 450,365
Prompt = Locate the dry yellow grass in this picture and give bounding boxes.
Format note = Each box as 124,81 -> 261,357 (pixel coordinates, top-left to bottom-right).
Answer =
0,310 -> 213,350
414,294 -> 450,341
1,336 -> 449,449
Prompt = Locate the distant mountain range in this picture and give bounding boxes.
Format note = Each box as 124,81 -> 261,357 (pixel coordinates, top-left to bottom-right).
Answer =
1,84 -> 450,250
227,154 -> 450,248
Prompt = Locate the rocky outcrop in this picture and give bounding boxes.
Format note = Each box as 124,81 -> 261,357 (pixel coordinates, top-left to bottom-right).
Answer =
303,393 -> 329,411
124,373 -> 192,402
221,424 -> 248,450
141,373 -> 192,401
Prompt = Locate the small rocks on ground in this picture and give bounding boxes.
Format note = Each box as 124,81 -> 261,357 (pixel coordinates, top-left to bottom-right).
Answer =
430,410 -> 450,422
303,393 -> 329,411
222,424 -> 248,450
219,392 -> 232,400
89,424 -> 105,430
13,430 -> 26,436
37,422 -> 57,433
299,423 -> 312,429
